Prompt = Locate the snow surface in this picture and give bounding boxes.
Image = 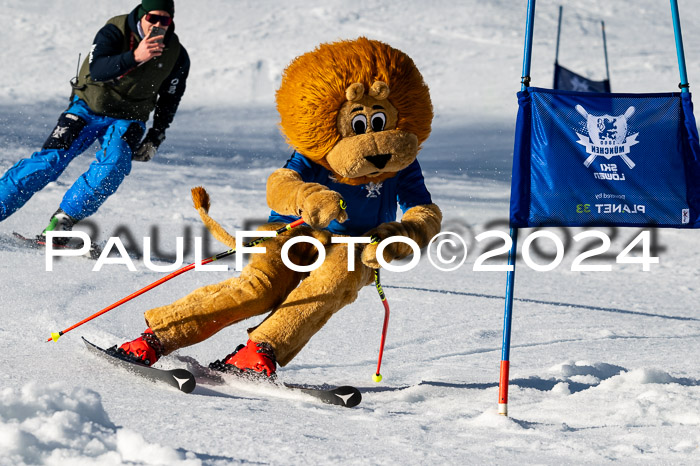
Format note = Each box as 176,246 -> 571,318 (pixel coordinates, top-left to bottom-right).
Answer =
1,0 -> 700,464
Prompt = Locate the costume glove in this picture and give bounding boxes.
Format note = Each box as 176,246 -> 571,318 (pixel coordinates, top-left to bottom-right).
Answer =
266,168 -> 348,229
298,188 -> 348,229
361,203 -> 442,268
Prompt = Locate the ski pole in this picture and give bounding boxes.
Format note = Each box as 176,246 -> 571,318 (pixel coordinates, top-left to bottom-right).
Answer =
372,269 -> 390,382
46,218 -> 306,342
370,236 -> 391,382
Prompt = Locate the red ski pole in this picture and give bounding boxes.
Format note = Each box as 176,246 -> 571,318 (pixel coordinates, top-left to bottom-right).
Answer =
372,265 -> 391,383
46,218 -> 306,342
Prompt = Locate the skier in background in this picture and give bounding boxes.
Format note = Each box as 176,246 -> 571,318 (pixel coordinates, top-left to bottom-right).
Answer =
0,0 -> 189,244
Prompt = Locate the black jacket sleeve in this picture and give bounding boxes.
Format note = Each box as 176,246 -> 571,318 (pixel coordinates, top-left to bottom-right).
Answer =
88,24 -> 138,82
150,46 -> 190,136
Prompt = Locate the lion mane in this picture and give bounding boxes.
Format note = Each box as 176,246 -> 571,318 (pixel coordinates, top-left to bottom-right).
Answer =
275,37 -> 433,174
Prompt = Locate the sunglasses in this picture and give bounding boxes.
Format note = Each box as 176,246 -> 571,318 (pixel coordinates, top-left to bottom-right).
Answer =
145,13 -> 172,26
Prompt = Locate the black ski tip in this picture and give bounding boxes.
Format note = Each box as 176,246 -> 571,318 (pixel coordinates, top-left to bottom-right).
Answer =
169,368 -> 197,393
82,336 -> 100,350
332,386 -> 362,408
12,232 -> 41,248
280,382 -> 362,408
14,232 -> 102,259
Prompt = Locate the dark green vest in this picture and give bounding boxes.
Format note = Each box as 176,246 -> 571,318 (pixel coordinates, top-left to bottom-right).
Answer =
74,15 -> 181,121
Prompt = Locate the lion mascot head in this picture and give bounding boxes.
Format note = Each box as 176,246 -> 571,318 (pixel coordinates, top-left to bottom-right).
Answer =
275,37 -> 433,186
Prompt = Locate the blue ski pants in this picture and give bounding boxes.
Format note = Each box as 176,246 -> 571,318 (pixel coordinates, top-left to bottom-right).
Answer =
0,97 -> 146,221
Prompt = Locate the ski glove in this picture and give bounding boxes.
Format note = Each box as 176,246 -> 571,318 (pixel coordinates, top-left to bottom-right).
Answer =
361,203 -> 442,268
133,129 -> 165,162
266,168 -> 348,229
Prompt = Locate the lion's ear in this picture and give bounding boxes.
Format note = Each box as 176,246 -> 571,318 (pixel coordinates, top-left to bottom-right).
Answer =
368,81 -> 390,100
345,83 -> 365,102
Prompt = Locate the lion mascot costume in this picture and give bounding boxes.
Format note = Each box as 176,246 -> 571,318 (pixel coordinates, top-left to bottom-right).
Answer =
116,37 -> 442,378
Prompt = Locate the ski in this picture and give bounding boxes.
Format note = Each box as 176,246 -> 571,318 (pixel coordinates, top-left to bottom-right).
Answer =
82,337 -> 196,393
13,232 -> 102,260
185,357 -> 362,407
282,383 -> 362,408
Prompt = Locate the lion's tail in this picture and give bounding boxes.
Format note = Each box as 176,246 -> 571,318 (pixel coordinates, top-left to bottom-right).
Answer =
191,186 -> 237,249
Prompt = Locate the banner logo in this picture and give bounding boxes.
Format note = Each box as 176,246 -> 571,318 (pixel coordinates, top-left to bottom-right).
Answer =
569,76 -> 592,92
575,105 -> 639,169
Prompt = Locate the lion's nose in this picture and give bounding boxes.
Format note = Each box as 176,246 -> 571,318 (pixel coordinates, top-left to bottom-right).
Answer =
364,153 -> 391,169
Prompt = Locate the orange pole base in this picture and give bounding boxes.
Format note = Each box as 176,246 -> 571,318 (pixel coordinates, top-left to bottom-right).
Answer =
498,360 -> 510,416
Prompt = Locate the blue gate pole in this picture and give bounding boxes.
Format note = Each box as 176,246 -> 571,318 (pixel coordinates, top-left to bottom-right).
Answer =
520,0 -> 537,90
499,0 -> 536,417
670,0 -> 690,92
601,21 -> 611,84
553,5 -> 563,88
498,228 -> 519,416
554,5 -> 563,65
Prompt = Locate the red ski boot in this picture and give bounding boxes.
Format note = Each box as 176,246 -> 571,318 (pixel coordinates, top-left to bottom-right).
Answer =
116,328 -> 163,366
209,339 -> 277,379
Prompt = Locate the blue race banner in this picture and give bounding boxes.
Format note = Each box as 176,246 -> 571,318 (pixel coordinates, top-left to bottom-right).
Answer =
553,63 -> 611,93
510,87 -> 700,228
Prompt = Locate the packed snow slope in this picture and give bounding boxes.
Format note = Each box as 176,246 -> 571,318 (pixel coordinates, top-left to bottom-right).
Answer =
1,0 -> 700,464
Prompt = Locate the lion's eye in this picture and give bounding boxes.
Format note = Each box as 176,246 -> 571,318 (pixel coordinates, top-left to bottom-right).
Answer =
371,112 -> 386,132
352,114 -> 367,135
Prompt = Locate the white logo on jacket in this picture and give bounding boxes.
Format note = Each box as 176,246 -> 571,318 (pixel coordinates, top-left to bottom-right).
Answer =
89,44 -> 96,63
51,126 -> 68,139
365,182 -> 383,198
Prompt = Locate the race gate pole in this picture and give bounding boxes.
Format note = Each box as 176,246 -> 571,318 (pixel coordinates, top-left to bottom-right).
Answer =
554,5 -> 562,66
499,0 -> 536,417
499,228 -> 519,416
601,21 -> 611,85
670,0 -> 689,92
